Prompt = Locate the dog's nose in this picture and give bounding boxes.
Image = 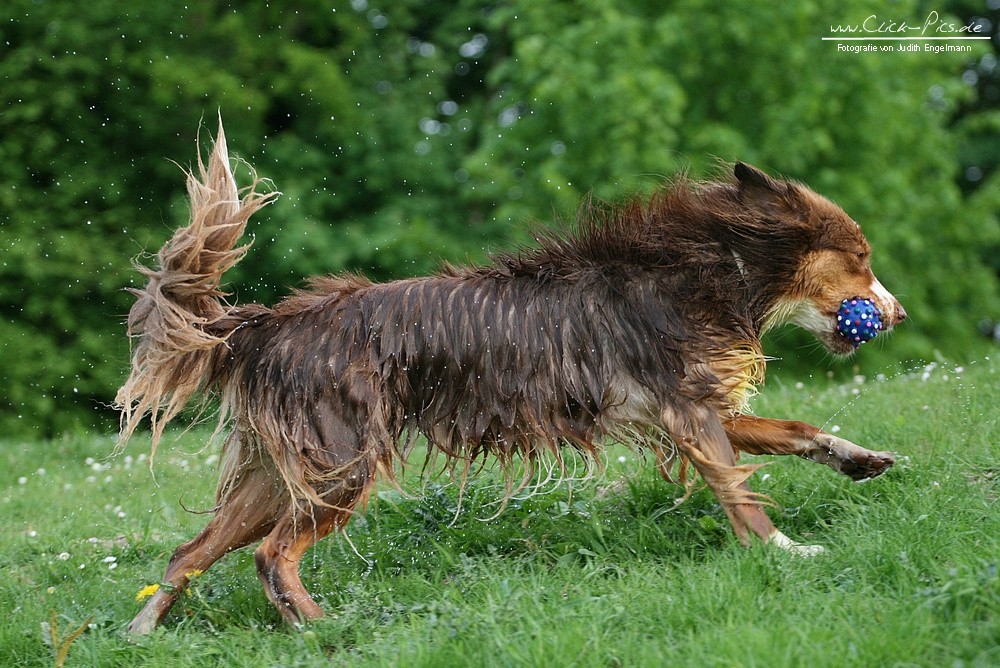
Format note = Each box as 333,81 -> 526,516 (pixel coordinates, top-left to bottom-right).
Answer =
895,302 -> 907,323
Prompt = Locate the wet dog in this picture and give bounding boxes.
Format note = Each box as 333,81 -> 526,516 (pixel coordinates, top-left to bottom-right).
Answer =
116,122 -> 905,633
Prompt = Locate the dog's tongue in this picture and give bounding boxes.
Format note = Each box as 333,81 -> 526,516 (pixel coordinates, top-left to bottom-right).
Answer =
836,297 -> 882,348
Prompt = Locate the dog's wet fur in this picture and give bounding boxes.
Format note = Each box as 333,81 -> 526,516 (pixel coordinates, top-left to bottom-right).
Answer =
116,123 -> 905,633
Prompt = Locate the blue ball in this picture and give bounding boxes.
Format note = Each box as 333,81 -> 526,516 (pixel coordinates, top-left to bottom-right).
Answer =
836,297 -> 883,348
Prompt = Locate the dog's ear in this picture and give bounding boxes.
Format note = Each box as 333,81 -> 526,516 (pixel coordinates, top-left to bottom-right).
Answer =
734,162 -> 782,193
734,162 -> 801,214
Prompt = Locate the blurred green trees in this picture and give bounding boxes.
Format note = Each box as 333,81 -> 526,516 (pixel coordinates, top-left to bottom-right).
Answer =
1,0 -> 997,436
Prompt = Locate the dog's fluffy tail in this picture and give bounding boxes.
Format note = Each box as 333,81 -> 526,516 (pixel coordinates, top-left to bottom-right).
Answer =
114,120 -> 278,452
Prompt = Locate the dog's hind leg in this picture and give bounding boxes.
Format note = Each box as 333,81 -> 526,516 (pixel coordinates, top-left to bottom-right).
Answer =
253,458 -> 372,626
127,459 -> 287,635
724,415 -> 894,481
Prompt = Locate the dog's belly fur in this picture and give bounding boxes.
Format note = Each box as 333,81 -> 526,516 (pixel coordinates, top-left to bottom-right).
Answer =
603,373 -> 661,424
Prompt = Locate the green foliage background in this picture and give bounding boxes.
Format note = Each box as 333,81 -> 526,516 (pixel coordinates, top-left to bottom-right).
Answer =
1,0 -> 998,436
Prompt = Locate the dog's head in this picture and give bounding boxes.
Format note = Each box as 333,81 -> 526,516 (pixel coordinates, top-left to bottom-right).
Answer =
735,162 -> 906,355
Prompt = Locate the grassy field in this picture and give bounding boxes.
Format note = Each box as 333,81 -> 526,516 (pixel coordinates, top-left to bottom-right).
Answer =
3,358 -> 999,667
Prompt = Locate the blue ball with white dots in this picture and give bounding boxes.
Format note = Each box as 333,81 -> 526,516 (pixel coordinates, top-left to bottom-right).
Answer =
836,297 -> 883,348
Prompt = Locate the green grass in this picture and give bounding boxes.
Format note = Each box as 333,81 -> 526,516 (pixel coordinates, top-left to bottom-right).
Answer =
3,359 -> 999,667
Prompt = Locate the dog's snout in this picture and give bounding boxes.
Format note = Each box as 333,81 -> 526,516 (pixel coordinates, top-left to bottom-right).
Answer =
869,277 -> 905,327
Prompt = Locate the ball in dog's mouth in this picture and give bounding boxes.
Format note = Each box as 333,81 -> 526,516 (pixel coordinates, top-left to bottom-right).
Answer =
836,297 -> 883,348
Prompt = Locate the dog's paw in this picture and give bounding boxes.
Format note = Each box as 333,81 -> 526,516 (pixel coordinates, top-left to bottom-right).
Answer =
769,530 -> 825,557
841,450 -> 895,481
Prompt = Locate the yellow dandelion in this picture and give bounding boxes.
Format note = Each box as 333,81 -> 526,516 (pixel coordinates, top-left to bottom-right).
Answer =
184,569 -> 204,579
135,584 -> 160,602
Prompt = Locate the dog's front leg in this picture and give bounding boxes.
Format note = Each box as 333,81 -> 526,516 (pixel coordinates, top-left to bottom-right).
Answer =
724,415 -> 895,481
664,406 -> 819,554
